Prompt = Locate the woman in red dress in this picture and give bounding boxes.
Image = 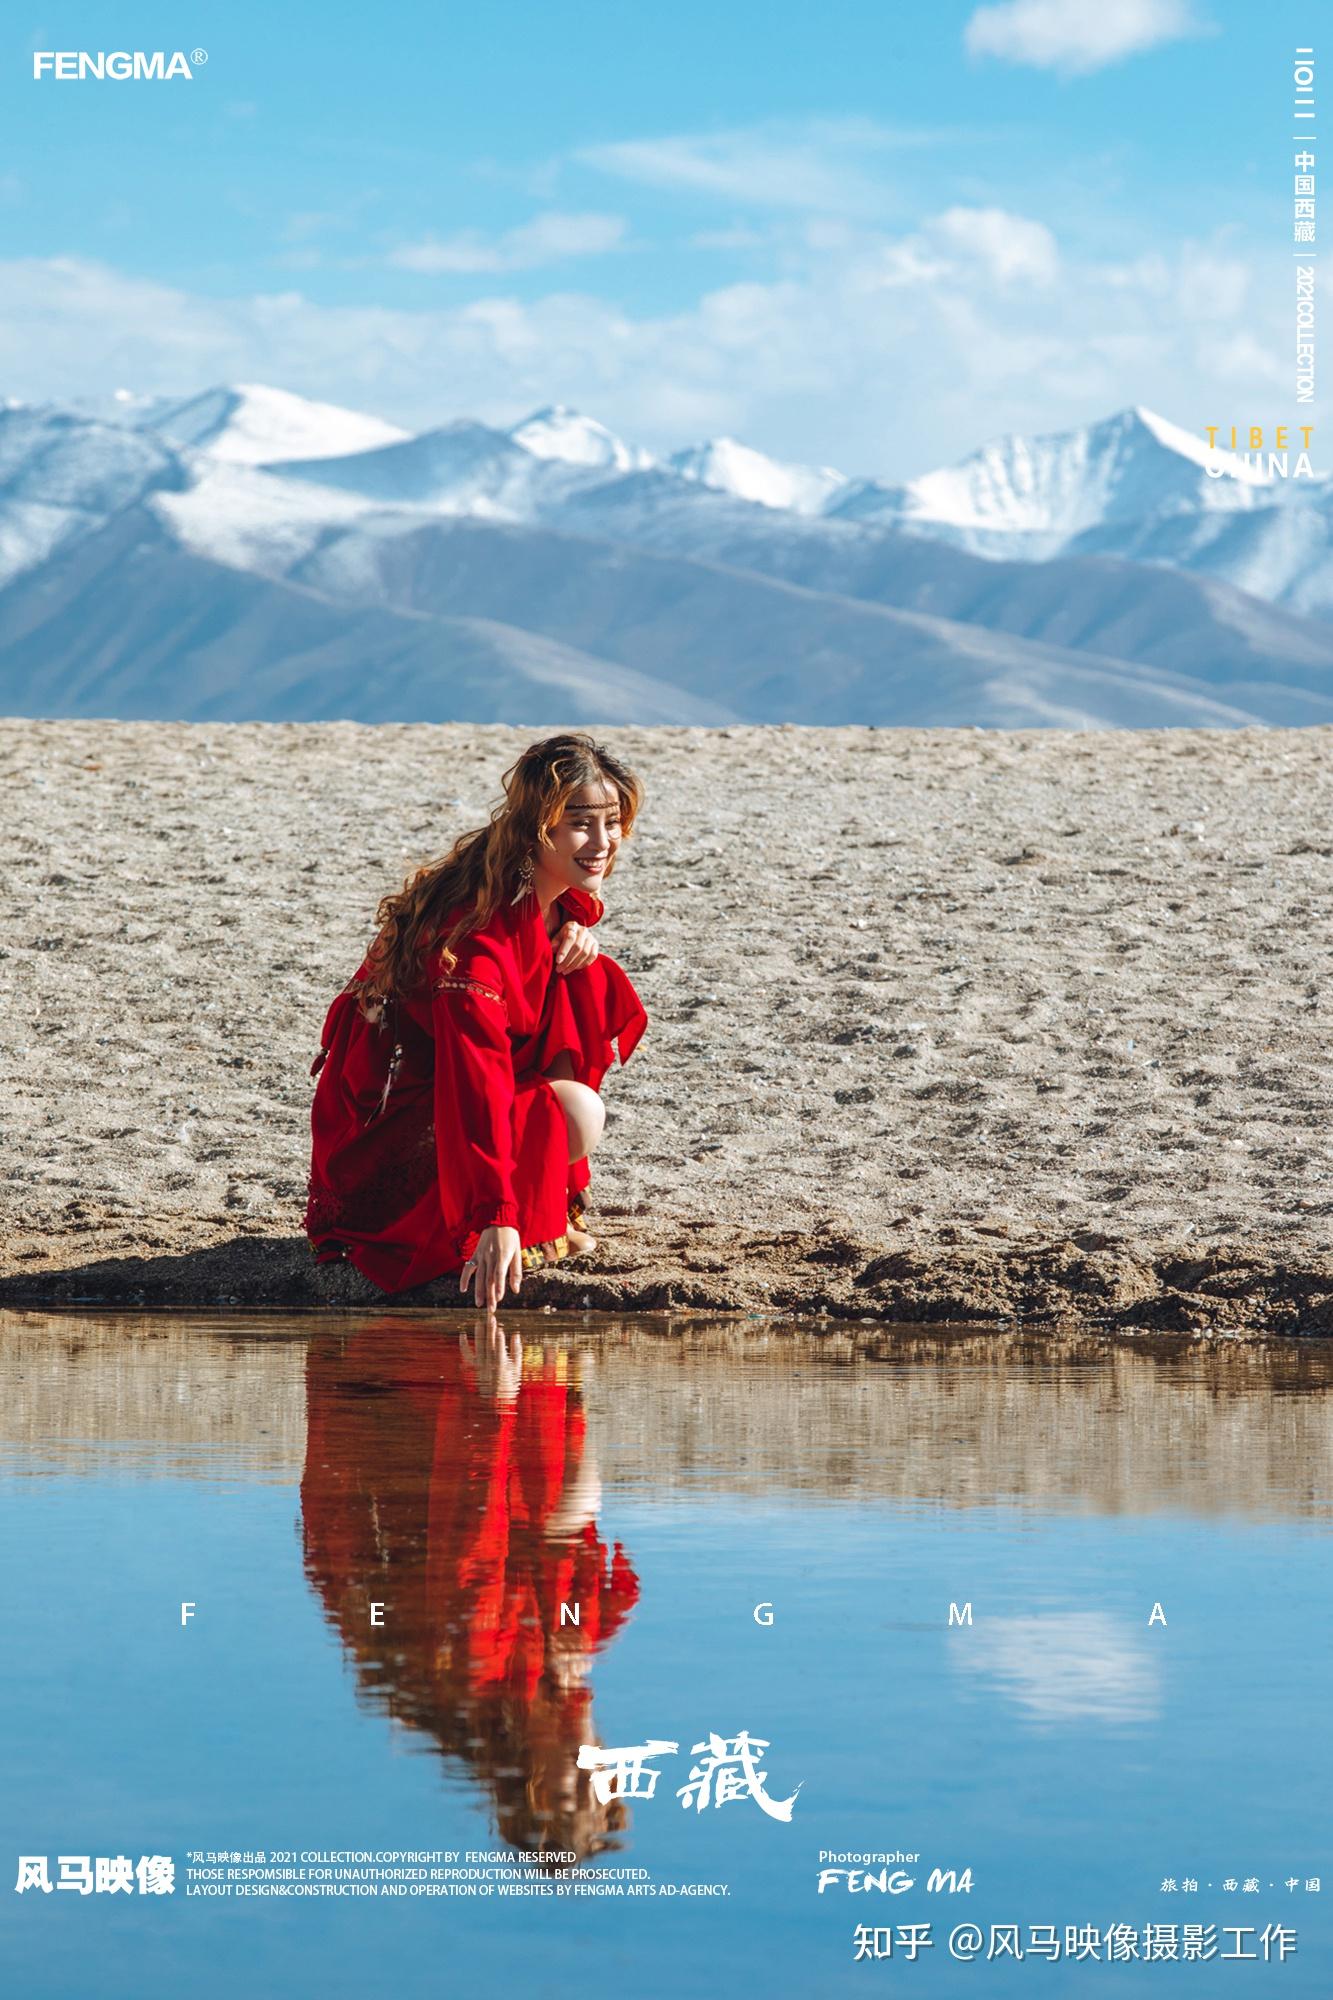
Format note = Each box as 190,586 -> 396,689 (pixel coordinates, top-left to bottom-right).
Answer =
304,732 -> 648,1309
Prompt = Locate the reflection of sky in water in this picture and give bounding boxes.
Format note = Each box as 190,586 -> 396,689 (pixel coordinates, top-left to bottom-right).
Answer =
949,1611 -> 1160,1724
0,1314 -> 1329,1998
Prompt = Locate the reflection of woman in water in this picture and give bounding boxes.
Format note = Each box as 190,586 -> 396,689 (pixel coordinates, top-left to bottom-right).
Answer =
300,1320 -> 640,1863
305,733 -> 648,1307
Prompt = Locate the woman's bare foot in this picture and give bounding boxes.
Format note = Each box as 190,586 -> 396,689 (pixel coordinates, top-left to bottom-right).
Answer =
565,1225 -> 598,1257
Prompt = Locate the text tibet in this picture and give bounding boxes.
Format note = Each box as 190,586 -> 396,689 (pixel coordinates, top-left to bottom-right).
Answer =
577,1731 -> 801,1819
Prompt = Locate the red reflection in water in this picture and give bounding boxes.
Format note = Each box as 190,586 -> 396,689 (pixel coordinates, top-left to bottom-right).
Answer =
301,1321 -> 639,1862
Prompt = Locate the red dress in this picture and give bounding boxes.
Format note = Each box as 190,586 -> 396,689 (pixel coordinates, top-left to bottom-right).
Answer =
304,883 -> 647,1293
299,1325 -> 640,1854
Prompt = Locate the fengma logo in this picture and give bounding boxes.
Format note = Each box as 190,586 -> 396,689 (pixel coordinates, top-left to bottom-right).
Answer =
32,50 -> 205,80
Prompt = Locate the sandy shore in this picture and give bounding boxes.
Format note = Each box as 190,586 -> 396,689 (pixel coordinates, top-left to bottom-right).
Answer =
1,719 -> 1330,1332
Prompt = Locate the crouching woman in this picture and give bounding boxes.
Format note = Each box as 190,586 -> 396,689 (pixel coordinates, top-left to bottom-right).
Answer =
305,732 -> 648,1312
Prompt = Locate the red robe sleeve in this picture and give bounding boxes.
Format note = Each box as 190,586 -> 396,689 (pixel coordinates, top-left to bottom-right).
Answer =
431,939 -> 522,1238
550,955 -> 649,1094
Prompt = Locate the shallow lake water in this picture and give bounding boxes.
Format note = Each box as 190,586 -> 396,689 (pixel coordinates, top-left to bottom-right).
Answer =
1,1308 -> 1329,1997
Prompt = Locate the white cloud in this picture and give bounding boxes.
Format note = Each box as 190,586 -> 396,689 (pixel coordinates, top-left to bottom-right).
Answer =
280,201 -> 377,244
389,211 -> 627,274
0,223 -> 1277,480
1198,329 -> 1285,389
578,117 -> 942,218
689,225 -> 769,251
965,0 -> 1209,75
1091,242 -> 1249,317
929,206 -> 1059,284
951,1613 -> 1160,1724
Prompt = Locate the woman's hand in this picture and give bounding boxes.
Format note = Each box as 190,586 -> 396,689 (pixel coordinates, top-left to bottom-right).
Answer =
552,919 -> 599,974
459,1324 -> 523,1402
460,1224 -> 523,1313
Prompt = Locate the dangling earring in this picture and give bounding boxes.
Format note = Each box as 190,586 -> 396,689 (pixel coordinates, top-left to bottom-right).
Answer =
510,851 -> 536,904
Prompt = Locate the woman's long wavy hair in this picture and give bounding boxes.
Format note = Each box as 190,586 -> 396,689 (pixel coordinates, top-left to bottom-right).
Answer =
358,732 -> 643,1017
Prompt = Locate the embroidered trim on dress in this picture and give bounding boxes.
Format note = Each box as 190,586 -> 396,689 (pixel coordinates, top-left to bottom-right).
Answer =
433,975 -> 504,1005
521,1233 -> 571,1270
517,1197 -> 593,1271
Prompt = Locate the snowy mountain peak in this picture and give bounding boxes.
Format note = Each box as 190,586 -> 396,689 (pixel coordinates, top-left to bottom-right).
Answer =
831,403 -> 1289,551
136,382 -> 409,466
5,385 -> 1333,730
670,436 -> 846,515
1125,404 -> 1272,481
261,418 -> 537,515
508,405 -> 652,472
1129,404 -> 1199,450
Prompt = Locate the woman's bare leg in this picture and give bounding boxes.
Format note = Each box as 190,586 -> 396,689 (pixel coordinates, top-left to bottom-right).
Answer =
547,1078 -> 605,1162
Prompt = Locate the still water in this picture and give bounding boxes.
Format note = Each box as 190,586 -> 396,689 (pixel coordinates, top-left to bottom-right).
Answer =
1,1309 -> 1329,1997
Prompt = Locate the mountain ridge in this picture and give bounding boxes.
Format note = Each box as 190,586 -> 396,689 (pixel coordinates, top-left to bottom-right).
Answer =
2,384 -> 1330,727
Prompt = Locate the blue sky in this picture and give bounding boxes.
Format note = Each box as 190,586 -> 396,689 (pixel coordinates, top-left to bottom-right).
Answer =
2,0 -> 1322,475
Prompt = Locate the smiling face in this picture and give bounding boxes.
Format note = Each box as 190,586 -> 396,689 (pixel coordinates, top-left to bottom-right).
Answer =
534,779 -> 624,903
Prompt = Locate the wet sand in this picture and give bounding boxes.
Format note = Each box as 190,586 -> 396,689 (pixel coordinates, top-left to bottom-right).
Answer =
1,719 -> 1330,1332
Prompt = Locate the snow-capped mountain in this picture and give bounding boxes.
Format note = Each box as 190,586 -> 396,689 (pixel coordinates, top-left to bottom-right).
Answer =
508,404 -> 652,473
1,383 -> 1331,728
265,421 -> 540,517
889,405 -> 1332,620
668,436 -> 845,514
264,410 -> 657,524
134,382 -> 409,465
829,407 -> 1298,553
9,498 -> 1318,729
0,405 -> 185,590
1065,493 -> 1333,622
